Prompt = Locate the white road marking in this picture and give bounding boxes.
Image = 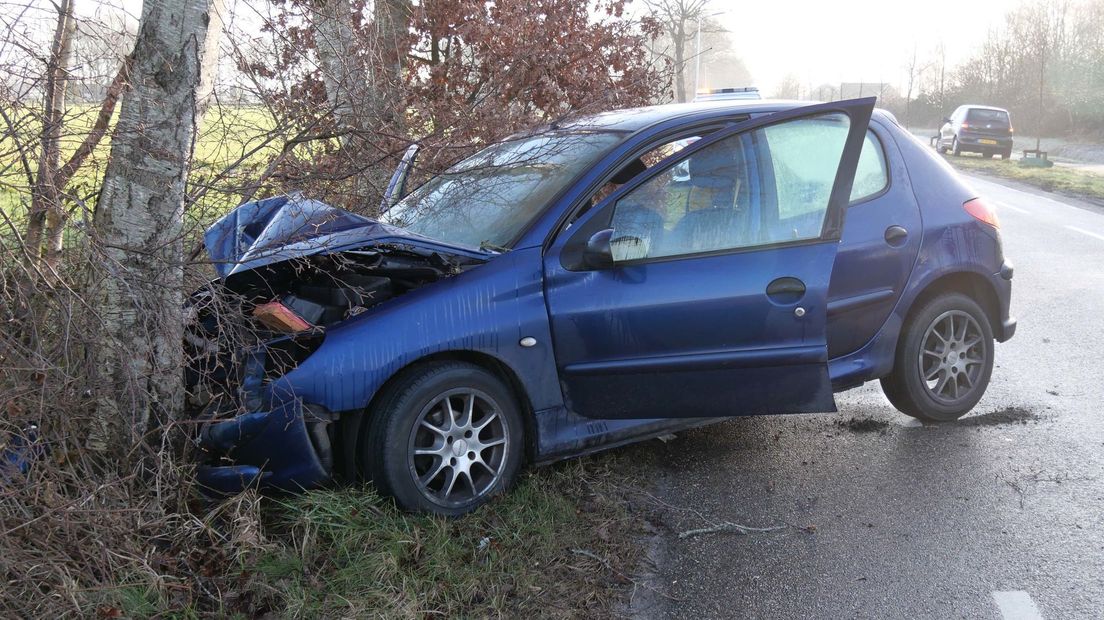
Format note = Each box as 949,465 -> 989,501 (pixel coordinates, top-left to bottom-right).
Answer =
998,201 -> 1029,215
993,591 -> 1044,620
1065,225 -> 1104,242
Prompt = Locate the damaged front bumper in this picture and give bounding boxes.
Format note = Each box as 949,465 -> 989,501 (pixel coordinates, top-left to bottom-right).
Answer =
196,398 -> 335,494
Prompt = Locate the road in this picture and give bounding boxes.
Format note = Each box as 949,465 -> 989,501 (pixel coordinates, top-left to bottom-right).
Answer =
625,174 -> 1104,619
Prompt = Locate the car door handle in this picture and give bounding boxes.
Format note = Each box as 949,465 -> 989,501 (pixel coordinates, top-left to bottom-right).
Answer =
884,225 -> 909,247
766,277 -> 806,304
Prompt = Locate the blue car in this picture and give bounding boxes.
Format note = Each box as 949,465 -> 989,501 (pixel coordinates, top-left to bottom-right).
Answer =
187,97 -> 1015,515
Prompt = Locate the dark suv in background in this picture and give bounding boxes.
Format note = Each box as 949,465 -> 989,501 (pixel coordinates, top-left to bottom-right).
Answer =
937,105 -> 1013,159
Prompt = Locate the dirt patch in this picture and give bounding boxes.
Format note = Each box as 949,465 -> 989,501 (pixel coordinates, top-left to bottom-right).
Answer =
957,406 -> 1039,427
835,417 -> 891,434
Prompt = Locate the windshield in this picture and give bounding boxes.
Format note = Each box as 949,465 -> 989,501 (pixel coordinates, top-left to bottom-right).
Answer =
382,131 -> 623,249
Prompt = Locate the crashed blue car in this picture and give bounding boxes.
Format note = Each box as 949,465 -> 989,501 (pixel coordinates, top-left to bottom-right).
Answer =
187,97 -> 1015,515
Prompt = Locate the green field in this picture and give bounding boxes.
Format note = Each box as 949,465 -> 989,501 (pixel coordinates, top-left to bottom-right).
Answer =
0,103 -> 281,225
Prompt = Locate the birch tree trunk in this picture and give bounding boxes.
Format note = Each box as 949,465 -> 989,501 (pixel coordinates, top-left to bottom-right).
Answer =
373,0 -> 411,127
89,0 -> 215,454
312,0 -> 409,207
195,0 -> 225,118
313,0 -> 366,138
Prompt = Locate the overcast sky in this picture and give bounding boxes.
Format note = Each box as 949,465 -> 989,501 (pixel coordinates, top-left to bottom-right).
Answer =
710,0 -> 1025,94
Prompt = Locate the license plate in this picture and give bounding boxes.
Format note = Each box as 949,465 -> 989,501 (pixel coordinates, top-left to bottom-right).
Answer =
979,139 -> 998,145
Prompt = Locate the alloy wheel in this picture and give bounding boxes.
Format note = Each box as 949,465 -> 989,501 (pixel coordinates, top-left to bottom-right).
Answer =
407,388 -> 509,508
918,310 -> 986,404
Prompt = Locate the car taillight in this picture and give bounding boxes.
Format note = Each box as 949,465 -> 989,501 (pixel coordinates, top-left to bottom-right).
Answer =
961,122 -> 969,129
964,198 -> 1000,228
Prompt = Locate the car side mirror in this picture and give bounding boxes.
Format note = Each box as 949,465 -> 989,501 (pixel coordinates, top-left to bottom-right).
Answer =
942,117 -> 952,125
583,228 -> 615,269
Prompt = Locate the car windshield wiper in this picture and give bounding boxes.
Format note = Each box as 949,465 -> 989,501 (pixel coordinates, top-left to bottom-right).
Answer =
479,240 -> 510,254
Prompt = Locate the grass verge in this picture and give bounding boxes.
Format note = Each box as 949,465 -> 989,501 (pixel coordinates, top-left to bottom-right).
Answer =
198,457 -> 647,618
943,154 -> 1104,203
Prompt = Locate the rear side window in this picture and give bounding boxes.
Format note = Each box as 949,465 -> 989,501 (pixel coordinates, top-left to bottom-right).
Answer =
966,109 -> 1010,124
850,130 -> 888,203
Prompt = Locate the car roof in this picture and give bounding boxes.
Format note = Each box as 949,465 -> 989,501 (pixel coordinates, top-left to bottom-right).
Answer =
562,99 -> 894,132
561,99 -> 810,132
960,104 -> 1009,112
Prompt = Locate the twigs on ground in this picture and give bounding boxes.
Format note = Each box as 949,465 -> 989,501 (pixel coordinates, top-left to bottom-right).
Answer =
677,521 -> 786,540
570,548 -> 684,603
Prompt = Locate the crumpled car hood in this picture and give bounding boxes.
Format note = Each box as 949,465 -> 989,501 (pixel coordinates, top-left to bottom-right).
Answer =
204,194 -> 469,279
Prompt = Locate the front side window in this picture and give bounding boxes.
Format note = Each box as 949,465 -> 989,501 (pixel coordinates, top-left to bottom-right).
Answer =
607,113 -> 851,262
383,130 -> 623,249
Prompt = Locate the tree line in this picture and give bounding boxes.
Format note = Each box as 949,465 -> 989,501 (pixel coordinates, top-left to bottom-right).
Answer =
895,0 -> 1104,136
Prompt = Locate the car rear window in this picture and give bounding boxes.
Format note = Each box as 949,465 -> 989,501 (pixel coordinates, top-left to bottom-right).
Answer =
966,109 -> 1010,124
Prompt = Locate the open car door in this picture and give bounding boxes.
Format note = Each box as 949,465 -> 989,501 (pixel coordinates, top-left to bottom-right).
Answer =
543,98 -> 876,419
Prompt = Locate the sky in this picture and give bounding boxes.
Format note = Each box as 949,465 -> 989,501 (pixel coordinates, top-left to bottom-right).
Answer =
709,0 -> 1026,95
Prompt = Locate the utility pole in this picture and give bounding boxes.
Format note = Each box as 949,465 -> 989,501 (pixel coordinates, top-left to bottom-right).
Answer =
693,14 -> 702,96
693,11 -> 725,96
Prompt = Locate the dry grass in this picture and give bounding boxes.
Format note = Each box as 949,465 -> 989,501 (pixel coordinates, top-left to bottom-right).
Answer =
1,389 -> 649,619
944,154 -> 1104,203
238,457 -> 646,618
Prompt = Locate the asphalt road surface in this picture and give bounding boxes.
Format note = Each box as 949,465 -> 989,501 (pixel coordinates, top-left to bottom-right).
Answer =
626,174 -> 1104,619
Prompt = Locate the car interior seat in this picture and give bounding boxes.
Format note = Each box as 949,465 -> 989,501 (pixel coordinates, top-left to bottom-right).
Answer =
665,146 -> 748,254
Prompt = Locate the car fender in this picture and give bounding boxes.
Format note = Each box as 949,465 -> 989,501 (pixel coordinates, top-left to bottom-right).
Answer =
267,246 -> 560,416
829,220 -> 1007,388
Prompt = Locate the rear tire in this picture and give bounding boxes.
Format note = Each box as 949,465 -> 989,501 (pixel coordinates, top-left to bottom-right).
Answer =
881,293 -> 994,423
951,137 -> 962,156
1001,150 -> 1012,160
359,361 -> 525,515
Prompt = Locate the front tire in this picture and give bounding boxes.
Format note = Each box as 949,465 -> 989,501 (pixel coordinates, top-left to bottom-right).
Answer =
360,361 -> 524,515
881,293 -> 994,422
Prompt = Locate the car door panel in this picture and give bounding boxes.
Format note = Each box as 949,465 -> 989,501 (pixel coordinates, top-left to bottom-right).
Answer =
543,98 -> 876,420
550,242 -> 839,418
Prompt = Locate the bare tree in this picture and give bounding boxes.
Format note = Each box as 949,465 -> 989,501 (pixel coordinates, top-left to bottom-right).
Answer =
309,0 -> 411,199
643,0 -> 711,102
902,43 -> 931,129
773,73 -> 802,100
695,17 -> 752,90
933,41 -> 947,114
23,0 -> 76,278
89,0 -> 218,452
9,2 -> 136,280
1020,0 -> 1071,148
